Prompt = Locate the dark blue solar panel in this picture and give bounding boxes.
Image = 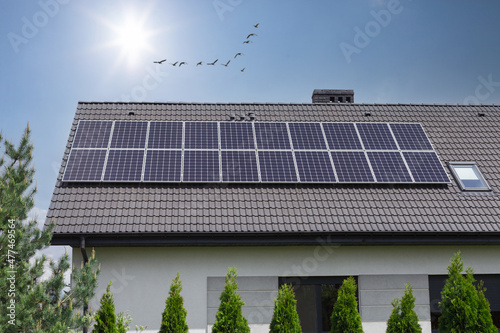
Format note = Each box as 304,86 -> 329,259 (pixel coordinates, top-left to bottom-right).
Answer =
258,151 -> 297,182
63,149 -> 107,181
390,123 -> 433,150
143,150 -> 182,182
110,121 -> 148,149
184,122 -> 219,149
331,151 -> 374,182
183,150 -> 220,182
103,150 -> 144,181
148,122 -> 183,149
367,152 -> 412,182
254,123 -> 291,150
221,151 -> 259,182
323,123 -> 363,150
294,151 -> 336,182
403,152 -> 450,183
220,122 -> 255,150
73,121 -> 113,148
289,123 -> 327,150
357,123 -> 398,150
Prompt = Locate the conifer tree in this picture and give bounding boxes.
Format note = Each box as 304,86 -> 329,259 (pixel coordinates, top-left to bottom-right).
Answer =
439,252 -> 497,333
0,126 -> 100,332
269,284 -> 302,333
330,276 -> 363,333
212,267 -> 250,333
159,272 -> 189,333
93,281 -> 117,333
386,284 -> 422,333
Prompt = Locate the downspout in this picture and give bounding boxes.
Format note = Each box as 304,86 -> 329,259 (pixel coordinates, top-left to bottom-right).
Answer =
80,236 -> 89,333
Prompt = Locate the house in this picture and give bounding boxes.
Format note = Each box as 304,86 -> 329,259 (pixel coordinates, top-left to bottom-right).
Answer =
46,90 -> 500,333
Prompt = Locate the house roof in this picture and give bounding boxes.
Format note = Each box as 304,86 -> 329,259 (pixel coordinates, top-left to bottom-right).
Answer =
46,102 -> 500,246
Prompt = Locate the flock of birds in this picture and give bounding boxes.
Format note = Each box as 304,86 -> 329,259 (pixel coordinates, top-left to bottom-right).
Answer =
153,23 -> 260,73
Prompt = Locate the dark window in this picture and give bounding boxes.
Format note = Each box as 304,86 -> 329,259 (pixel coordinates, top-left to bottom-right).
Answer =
429,274 -> 500,333
346,96 -> 352,103
329,97 -> 336,103
280,276 -> 355,333
338,97 -> 344,103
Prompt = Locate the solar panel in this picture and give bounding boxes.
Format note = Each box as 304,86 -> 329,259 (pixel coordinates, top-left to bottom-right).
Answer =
367,151 -> 412,182
254,123 -> 291,150
323,123 -> 363,150
110,121 -> 148,149
390,123 -> 433,150
184,122 -> 219,149
258,151 -> 297,182
103,150 -> 144,181
357,123 -> 398,150
403,152 -> 450,183
331,151 -> 374,182
222,151 -> 259,182
63,149 -> 107,181
289,123 -> 327,150
183,150 -> 220,182
143,150 -> 182,182
148,122 -> 183,149
220,122 -> 255,150
73,121 -> 112,148
294,151 -> 336,182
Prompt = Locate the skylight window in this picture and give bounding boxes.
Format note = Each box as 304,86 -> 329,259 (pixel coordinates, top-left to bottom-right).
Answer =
448,162 -> 491,191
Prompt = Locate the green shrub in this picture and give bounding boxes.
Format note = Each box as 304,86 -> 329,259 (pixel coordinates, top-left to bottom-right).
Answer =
269,284 -> 302,333
439,252 -> 497,333
93,281 -> 117,333
330,276 -> 363,333
159,272 -> 189,333
386,284 -> 422,333
212,267 -> 250,333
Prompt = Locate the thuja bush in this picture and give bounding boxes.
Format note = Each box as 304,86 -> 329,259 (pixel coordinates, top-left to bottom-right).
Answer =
330,276 -> 363,333
93,281 -> 117,333
212,267 -> 250,333
386,284 -> 422,333
159,272 -> 189,333
439,252 -> 497,333
269,284 -> 302,333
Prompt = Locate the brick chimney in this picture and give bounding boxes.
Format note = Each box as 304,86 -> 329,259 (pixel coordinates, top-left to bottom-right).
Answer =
312,89 -> 354,103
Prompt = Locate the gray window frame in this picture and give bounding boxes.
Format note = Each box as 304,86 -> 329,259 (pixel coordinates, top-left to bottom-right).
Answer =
448,162 -> 491,191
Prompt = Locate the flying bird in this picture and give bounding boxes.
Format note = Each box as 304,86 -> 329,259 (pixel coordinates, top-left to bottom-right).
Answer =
153,59 -> 166,64
207,59 -> 218,65
222,60 -> 230,67
234,53 -> 243,58
246,33 -> 257,39
196,61 -> 203,66
170,61 -> 179,66
179,62 -> 187,67
254,23 -> 259,28
243,40 -> 253,44
241,68 -> 245,72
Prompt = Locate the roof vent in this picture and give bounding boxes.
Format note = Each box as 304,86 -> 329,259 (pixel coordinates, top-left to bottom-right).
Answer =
312,89 -> 354,103
128,111 -> 135,116
238,114 -> 246,121
229,113 -> 236,121
364,111 -> 371,117
478,112 -> 485,117
247,113 -> 256,121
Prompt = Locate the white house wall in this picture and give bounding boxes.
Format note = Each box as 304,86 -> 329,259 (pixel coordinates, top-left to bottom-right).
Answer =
72,244 -> 500,333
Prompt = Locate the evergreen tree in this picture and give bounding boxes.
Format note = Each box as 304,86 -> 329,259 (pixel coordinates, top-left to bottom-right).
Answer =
212,267 -> 250,333
93,281 -> 117,333
330,276 -> 363,333
269,284 -> 302,333
439,252 -> 497,333
386,284 -> 422,333
159,272 -> 189,333
0,126 -> 100,332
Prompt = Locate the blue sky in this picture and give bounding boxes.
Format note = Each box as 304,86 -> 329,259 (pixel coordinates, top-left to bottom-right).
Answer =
1,0 -> 500,262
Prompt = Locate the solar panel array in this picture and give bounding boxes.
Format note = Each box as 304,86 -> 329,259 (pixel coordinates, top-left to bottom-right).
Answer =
63,121 -> 450,184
